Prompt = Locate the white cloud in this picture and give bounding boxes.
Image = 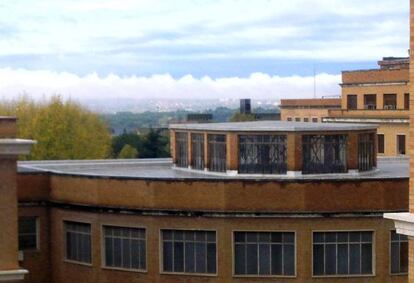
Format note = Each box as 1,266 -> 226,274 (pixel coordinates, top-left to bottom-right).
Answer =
0,68 -> 341,102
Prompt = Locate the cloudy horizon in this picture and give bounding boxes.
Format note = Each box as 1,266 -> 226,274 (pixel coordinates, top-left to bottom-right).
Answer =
0,0 -> 409,102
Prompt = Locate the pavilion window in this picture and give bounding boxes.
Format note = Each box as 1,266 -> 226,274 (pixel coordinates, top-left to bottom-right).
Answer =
302,135 -> 347,174
383,94 -> 397,110
208,134 -> 226,172
358,133 -> 375,171
175,132 -> 188,168
347,95 -> 357,110
239,135 -> 287,174
364,94 -> 376,110
191,133 -> 204,170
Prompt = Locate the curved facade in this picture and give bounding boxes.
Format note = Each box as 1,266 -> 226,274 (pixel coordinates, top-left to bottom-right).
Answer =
16,121 -> 409,283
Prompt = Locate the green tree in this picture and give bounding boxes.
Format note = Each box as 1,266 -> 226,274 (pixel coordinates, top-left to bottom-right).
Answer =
111,131 -> 142,158
229,112 -> 256,122
0,96 -> 111,160
140,129 -> 170,158
118,144 -> 138,159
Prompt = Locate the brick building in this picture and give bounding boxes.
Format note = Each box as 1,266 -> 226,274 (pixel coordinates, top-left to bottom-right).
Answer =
280,57 -> 410,157
6,120 -> 409,282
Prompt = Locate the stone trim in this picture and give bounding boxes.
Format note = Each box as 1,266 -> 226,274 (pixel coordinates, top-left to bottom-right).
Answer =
384,212 -> 414,237
0,139 -> 36,155
0,269 -> 28,281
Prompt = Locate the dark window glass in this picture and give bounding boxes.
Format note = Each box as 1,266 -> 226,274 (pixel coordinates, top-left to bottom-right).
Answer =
364,94 -> 376,110
404,93 -> 410,110
383,94 -> 397,110
191,133 -> 204,170
304,118 -> 309,122
302,135 -> 347,174
162,230 -> 216,274
397,135 -> 406,155
103,226 -> 146,270
313,231 -> 373,276
295,117 -> 301,122
18,217 -> 37,250
347,95 -> 357,110
175,132 -> 188,168
287,117 -> 292,122
377,134 -> 385,154
358,133 -> 375,171
65,221 -> 91,263
208,134 -> 226,172
234,232 -> 295,276
239,135 -> 287,174
312,117 -> 318,123
390,230 -> 408,274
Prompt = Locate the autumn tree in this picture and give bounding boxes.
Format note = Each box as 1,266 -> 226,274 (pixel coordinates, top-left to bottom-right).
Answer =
229,112 -> 256,122
0,96 -> 111,160
118,144 -> 138,159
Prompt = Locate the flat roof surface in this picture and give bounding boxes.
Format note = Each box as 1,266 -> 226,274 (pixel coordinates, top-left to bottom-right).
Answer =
169,121 -> 377,132
18,157 -> 407,181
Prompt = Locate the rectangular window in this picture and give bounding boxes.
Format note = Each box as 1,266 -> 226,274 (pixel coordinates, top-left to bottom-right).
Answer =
103,226 -> 146,271
404,93 -> 410,110
19,217 -> 38,251
65,221 -> 91,264
347,95 -> 357,110
313,231 -> 373,276
383,94 -> 397,110
397,135 -> 406,155
358,133 -> 375,171
302,135 -> 347,174
390,230 -> 408,274
161,230 -> 216,274
312,117 -> 318,123
294,117 -> 301,122
175,132 -> 188,168
377,134 -> 385,154
191,133 -> 204,170
208,134 -> 226,172
364,94 -> 376,110
287,117 -> 292,122
239,135 -> 287,174
234,232 -> 295,276
304,118 -> 309,122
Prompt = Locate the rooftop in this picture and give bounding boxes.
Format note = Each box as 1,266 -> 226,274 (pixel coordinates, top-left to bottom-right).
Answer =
18,157 -> 408,181
169,121 -> 377,132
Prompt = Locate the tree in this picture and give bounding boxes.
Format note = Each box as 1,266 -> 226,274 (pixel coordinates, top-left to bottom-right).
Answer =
0,96 -> 111,160
111,131 -> 141,158
140,129 -> 170,158
118,144 -> 138,159
229,112 -> 256,122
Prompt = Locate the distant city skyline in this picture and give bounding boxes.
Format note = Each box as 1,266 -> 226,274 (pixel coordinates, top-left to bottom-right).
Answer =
0,0 -> 409,102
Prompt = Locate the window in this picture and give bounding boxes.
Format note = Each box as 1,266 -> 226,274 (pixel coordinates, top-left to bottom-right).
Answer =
312,117 -> 318,123
397,135 -> 406,155
304,118 -> 309,122
175,132 -> 188,168
191,133 -> 204,170
383,94 -> 397,110
239,135 -> 287,174
161,230 -> 216,274
404,93 -> 410,110
234,232 -> 295,276
208,134 -> 226,172
364,94 -> 376,110
295,117 -> 301,122
287,117 -> 292,122
347,95 -> 357,110
358,133 -> 375,171
313,231 -> 373,276
103,226 -> 146,271
302,135 -> 347,174
19,217 -> 38,250
390,230 -> 408,274
377,134 -> 385,154
65,221 -> 91,264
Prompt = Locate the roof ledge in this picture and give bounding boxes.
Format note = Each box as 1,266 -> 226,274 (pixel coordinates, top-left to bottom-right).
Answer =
0,269 -> 28,281
384,212 -> 414,237
0,139 -> 36,155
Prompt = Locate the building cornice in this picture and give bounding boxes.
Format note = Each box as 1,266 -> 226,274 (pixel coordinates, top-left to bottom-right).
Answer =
323,117 -> 409,124
0,269 -> 28,281
384,212 -> 414,237
341,81 -> 408,87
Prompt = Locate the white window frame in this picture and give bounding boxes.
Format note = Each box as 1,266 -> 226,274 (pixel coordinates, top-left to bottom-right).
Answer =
232,230 -> 297,278
311,229 -> 376,278
101,223 -> 148,273
159,228 -> 218,277
63,219 -> 93,266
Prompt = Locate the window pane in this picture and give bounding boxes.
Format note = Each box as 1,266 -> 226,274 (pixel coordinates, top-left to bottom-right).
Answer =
246,244 -> 258,274
184,242 -> 195,273
361,243 -> 372,274
349,244 -> 361,274
131,239 -> 139,269
313,244 -> 324,275
258,244 -> 270,275
113,238 -> 122,267
337,244 -> 348,274
271,244 -> 283,275
195,242 -> 206,273
173,242 -> 184,272
325,244 -> 336,275
122,238 -> 131,268
400,241 -> 408,273
283,244 -> 295,276
207,243 -> 216,273
163,242 -> 173,272
235,244 -> 246,274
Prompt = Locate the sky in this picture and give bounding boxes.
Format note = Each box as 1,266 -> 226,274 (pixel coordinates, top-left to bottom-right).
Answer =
0,0 -> 409,102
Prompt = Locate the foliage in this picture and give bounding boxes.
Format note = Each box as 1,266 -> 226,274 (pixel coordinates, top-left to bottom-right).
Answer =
229,112 -> 257,122
118,144 -> 138,159
0,96 -> 111,160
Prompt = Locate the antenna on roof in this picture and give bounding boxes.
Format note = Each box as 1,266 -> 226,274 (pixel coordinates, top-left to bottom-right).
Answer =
313,65 -> 316,99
